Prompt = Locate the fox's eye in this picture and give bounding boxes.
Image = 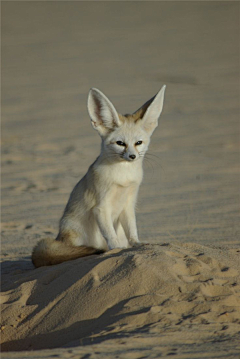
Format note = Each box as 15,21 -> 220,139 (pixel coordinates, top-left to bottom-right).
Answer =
116,141 -> 126,147
135,141 -> 142,146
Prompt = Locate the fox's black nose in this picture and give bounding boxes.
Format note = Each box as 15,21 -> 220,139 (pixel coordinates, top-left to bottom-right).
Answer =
129,154 -> 136,160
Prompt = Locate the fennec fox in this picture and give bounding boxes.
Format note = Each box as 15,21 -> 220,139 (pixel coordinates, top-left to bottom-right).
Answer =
32,86 -> 166,267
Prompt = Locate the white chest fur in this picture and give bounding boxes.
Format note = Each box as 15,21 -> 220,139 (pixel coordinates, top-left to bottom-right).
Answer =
94,159 -> 143,188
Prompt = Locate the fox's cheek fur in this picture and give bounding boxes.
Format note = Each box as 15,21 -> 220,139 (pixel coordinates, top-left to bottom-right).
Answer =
105,143 -> 125,158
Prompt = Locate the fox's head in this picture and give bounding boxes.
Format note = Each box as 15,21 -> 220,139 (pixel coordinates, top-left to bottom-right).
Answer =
87,86 -> 166,162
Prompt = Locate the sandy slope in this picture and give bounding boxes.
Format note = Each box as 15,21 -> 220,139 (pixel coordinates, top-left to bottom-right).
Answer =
1,2 -> 240,358
1,243 -> 240,356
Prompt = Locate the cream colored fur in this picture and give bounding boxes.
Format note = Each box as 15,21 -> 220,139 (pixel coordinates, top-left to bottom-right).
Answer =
32,86 -> 166,267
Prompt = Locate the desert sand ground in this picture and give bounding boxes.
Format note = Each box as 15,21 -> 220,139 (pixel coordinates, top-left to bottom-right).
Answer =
1,2 -> 240,358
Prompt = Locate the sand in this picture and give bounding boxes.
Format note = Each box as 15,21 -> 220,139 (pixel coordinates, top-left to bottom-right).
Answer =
1,243 -> 240,356
1,2 -> 240,358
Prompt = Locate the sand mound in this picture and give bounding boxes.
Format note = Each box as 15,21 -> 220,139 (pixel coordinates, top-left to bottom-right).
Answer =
1,243 -> 239,352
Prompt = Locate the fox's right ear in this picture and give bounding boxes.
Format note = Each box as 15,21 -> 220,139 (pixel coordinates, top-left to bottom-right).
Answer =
133,85 -> 166,136
87,88 -> 121,137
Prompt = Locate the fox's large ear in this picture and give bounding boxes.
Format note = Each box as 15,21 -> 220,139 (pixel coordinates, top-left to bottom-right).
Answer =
87,88 -> 121,136
133,85 -> 166,135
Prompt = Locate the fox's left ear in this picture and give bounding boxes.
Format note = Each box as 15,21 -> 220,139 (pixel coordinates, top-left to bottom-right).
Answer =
87,88 -> 121,137
134,85 -> 166,135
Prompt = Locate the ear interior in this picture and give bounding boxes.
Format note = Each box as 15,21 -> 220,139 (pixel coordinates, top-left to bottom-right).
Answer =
133,85 -> 166,134
132,97 -> 155,122
87,88 -> 121,136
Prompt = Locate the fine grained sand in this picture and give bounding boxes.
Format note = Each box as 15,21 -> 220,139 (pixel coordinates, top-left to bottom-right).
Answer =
1,2 -> 240,358
1,244 -> 240,354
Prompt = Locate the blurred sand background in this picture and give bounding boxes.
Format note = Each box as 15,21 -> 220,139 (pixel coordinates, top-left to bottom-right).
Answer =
1,1 -> 240,358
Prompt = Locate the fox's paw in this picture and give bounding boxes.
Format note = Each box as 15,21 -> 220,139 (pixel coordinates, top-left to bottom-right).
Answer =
132,243 -> 143,248
108,240 -> 128,250
108,246 -> 128,252
129,239 -> 142,248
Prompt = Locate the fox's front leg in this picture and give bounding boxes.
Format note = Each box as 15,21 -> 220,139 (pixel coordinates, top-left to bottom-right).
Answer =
93,207 -> 127,250
120,206 -> 140,247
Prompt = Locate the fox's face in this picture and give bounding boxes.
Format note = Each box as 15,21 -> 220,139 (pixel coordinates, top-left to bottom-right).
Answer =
87,86 -> 166,163
103,119 -> 151,162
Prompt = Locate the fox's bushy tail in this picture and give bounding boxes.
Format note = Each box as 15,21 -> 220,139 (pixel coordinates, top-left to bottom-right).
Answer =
32,238 -> 104,268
